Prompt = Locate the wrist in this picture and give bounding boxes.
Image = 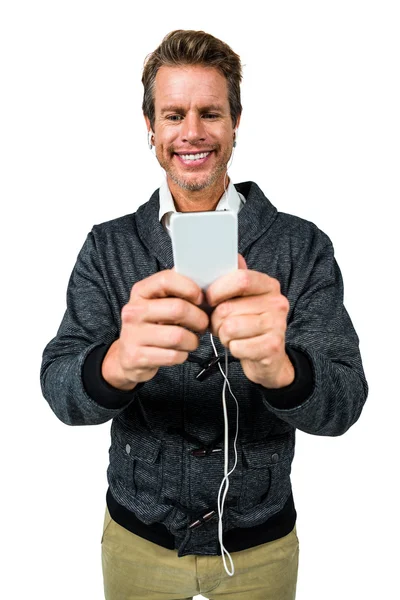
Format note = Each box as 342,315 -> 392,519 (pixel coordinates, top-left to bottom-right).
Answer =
254,354 -> 295,389
102,340 -> 137,391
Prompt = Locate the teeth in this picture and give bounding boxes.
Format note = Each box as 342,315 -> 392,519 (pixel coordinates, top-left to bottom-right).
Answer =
180,152 -> 210,161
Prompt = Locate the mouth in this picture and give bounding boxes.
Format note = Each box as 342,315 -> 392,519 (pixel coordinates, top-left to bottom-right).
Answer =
174,151 -> 213,166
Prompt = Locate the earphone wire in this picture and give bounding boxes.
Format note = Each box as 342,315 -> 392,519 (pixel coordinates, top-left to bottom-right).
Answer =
210,333 -> 239,577
210,154 -> 239,576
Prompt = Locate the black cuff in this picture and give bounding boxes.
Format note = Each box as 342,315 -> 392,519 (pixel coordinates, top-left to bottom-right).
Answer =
260,346 -> 314,410
82,343 -> 143,410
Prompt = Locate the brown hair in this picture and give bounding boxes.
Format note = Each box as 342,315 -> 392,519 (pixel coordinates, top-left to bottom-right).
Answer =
142,30 -> 242,130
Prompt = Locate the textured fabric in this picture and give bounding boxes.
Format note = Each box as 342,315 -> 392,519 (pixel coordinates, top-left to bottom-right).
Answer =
40,181 -> 368,557
101,507 -> 299,600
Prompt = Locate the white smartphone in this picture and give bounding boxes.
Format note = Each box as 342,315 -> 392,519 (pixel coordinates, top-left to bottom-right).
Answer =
170,210 -> 238,293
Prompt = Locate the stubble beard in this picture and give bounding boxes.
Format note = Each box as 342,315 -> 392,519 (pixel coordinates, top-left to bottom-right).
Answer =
167,162 -> 227,192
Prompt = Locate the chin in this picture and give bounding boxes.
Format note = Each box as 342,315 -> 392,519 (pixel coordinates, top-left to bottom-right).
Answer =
169,173 -> 215,192
173,165 -> 228,191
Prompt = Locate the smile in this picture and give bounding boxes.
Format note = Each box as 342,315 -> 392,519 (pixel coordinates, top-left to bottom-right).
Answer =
177,152 -> 211,161
174,151 -> 213,166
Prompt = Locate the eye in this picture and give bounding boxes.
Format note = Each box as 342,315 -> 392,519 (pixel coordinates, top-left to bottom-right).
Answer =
166,114 -> 183,122
202,113 -> 219,120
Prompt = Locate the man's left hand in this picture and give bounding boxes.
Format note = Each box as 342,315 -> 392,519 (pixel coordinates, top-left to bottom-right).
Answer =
206,254 -> 295,389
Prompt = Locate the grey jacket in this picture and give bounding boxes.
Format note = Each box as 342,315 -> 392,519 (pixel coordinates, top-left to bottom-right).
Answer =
40,181 -> 368,556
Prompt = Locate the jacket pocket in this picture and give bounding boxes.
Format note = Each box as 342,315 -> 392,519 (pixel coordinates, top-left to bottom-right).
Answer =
108,419 -> 163,502
240,435 -> 293,510
108,427 -> 137,495
129,428 -> 163,503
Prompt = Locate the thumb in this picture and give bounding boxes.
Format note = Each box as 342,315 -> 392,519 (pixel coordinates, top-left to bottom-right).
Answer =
238,253 -> 247,270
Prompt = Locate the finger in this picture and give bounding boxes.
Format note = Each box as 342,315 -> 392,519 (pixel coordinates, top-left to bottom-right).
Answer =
212,294 -> 268,320
238,253 -> 247,269
211,293 -> 288,332
131,269 -> 204,306
129,323 -> 201,352
217,313 -> 276,346
228,331 -> 286,362
206,270 -> 279,307
123,346 -> 190,371
122,297 -> 209,333
211,299 -> 253,338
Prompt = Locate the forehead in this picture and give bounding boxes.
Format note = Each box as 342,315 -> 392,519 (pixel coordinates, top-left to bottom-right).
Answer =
154,65 -> 229,110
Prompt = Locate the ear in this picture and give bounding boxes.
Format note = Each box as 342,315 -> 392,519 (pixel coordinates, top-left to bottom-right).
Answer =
234,113 -> 241,131
144,114 -> 152,133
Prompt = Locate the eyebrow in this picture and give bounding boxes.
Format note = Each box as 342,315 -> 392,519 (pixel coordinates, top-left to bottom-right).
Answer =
160,104 -> 226,115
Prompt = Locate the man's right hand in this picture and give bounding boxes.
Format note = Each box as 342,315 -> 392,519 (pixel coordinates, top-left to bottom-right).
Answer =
101,270 -> 209,391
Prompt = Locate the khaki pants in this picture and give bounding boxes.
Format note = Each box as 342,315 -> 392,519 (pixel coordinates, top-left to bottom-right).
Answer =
101,508 -> 299,600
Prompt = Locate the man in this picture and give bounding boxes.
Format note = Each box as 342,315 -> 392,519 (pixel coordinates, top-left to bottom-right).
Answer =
40,30 -> 368,600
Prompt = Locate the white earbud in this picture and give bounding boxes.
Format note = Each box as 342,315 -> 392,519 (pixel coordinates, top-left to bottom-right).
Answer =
233,129 -> 238,148
148,131 -> 154,150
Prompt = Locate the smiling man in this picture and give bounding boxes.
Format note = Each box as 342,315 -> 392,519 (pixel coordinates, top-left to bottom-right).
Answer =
40,30 -> 368,600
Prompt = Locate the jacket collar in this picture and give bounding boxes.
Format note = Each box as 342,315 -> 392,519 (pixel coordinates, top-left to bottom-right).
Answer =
135,181 -> 278,270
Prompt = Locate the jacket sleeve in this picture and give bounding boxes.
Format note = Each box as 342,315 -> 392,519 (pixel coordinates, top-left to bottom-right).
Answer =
40,231 -> 137,426
260,239 -> 369,436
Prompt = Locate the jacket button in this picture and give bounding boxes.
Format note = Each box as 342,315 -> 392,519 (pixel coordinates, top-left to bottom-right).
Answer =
271,453 -> 279,463
125,444 -> 131,455
188,510 -> 216,529
192,448 -> 207,457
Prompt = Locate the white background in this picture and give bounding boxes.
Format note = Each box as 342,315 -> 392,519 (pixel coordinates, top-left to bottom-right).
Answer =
1,1 -> 399,598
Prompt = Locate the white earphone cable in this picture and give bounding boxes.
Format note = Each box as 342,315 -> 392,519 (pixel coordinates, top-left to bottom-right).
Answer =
210,334 -> 239,577
210,154 -> 239,576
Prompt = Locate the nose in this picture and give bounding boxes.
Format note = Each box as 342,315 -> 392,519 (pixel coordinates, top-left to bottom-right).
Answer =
181,113 -> 206,144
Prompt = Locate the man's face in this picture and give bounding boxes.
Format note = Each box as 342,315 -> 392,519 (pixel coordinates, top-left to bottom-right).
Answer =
146,65 -> 238,193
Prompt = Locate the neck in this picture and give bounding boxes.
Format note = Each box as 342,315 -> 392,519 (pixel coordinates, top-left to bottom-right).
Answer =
167,176 -> 229,212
